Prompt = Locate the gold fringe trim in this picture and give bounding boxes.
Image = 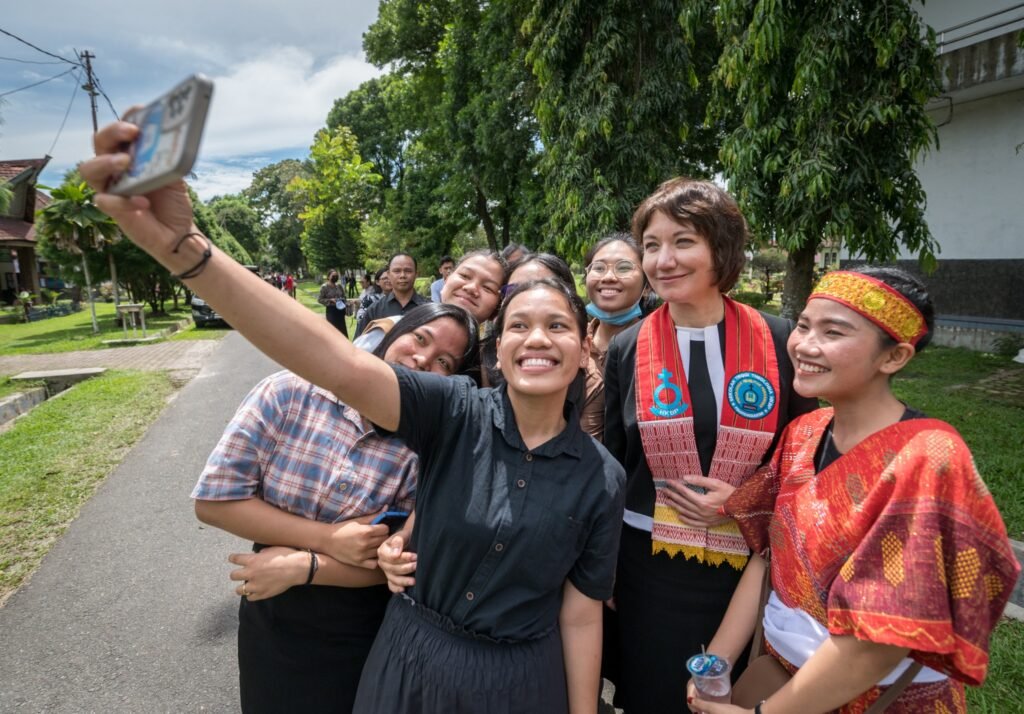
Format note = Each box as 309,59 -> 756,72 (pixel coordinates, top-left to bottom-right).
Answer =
652,541 -> 749,570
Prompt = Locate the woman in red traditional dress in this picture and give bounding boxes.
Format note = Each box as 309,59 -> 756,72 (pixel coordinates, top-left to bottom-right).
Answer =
689,267 -> 1020,714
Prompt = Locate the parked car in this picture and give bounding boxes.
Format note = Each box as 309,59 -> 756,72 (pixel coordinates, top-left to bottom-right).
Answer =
191,265 -> 260,327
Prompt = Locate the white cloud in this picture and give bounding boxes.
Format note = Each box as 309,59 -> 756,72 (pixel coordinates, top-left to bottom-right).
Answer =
201,48 -> 380,158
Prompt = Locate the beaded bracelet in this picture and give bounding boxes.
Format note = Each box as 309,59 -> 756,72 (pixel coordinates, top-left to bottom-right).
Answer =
171,232 -> 213,280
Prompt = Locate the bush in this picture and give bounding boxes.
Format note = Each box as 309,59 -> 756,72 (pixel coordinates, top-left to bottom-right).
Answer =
991,332 -> 1024,358
730,290 -> 767,309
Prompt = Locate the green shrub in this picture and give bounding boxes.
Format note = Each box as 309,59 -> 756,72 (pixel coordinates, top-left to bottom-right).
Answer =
730,290 -> 767,309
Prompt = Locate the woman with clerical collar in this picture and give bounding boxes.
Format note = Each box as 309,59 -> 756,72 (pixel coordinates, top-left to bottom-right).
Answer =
602,177 -> 818,712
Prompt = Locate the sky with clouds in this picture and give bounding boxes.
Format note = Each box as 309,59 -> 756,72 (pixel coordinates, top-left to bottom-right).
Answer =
1,1 -> 382,199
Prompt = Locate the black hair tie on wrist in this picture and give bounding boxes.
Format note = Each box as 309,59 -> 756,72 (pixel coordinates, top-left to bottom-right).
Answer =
171,232 -> 213,280
304,549 -> 319,585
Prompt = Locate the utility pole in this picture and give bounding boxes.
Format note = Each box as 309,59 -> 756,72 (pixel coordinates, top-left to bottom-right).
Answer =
78,50 -> 121,316
79,51 -> 99,133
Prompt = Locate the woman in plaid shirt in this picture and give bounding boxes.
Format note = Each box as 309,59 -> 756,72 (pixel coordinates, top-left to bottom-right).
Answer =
192,303 -> 478,714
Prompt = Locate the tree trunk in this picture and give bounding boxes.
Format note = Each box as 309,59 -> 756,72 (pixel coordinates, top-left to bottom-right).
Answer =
475,186 -> 498,253
780,239 -> 819,320
108,252 -> 120,309
81,253 -> 99,334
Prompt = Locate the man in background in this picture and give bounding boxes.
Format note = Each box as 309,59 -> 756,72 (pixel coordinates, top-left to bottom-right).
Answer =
430,255 -> 455,303
355,253 -> 427,336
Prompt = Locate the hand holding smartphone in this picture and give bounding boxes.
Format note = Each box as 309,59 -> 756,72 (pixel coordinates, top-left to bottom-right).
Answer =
107,74 -> 213,196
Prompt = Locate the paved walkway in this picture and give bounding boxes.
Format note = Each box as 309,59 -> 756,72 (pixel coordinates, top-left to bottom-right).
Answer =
0,340 -> 221,380
0,333 -> 280,712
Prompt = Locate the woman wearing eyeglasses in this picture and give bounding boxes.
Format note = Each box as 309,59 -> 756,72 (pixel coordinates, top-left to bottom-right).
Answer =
602,178 -> 818,712
583,233 -> 649,369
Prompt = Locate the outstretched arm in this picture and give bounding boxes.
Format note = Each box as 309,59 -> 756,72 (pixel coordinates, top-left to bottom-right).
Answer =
80,121 -> 399,430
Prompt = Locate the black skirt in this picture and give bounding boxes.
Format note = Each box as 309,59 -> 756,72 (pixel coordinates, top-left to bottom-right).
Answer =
326,304 -> 349,338
238,581 -> 390,714
353,595 -> 568,714
610,524 -> 747,713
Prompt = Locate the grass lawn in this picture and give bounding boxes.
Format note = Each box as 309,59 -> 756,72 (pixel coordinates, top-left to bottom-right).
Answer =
0,302 -> 192,355
0,370 -> 175,604
891,346 -> 1024,539
967,618 -> 1024,711
0,376 -> 46,400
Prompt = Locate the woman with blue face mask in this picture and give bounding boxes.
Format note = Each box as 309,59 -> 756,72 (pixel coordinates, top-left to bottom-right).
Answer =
583,233 -> 649,368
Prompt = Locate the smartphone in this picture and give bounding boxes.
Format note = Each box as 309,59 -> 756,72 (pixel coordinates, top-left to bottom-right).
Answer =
108,74 -> 214,196
371,510 -> 410,534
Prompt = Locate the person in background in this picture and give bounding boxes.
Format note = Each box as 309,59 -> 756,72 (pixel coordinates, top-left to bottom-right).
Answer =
501,242 -> 528,265
356,268 -> 388,327
283,273 -> 295,299
194,303 -> 478,714
430,255 -> 455,303
602,177 -> 818,712
355,253 -> 427,337
318,270 -> 349,337
347,273 -> 358,298
355,250 -> 507,358
690,267 -> 1019,714
583,233 -> 648,366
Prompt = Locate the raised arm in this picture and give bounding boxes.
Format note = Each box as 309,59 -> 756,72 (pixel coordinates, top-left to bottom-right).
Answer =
80,121 -> 399,430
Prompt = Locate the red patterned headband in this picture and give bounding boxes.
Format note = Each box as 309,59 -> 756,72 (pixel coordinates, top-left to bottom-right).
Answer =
809,271 -> 927,346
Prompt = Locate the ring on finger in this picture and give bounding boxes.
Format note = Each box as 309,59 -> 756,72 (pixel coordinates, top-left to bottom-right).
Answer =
241,582 -> 250,598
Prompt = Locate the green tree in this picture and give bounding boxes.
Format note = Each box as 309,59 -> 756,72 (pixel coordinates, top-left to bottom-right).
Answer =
685,0 -> 941,318
524,0 -> 723,260
208,195 -> 265,260
288,127 -> 380,274
36,180 -> 120,332
188,187 -> 252,265
244,159 -> 307,272
750,246 -> 788,301
0,181 -> 12,214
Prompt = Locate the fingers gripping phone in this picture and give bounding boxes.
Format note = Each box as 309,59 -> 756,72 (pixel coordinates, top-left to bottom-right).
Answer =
108,74 -> 213,195
371,510 -> 410,535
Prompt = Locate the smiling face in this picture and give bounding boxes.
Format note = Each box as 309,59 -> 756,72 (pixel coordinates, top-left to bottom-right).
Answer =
440,255 -> 505,321
641,211 -> 720,308
383,317 -> 468,376
788,298 -> 906,401
496,286 -> 587,398
585,240 -> 645,313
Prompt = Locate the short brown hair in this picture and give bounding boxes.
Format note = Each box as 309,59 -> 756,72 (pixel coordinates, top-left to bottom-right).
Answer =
631,177 -> 748,292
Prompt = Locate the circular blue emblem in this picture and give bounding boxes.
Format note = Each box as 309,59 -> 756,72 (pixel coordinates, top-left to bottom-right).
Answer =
727,371 -> 776,420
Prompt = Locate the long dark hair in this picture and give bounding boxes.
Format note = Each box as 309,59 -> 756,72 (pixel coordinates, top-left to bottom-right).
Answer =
373,302 -> 480,367
507,253 -> 575,292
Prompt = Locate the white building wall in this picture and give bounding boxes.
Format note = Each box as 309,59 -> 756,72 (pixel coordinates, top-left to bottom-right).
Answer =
912,88 -> 1024,260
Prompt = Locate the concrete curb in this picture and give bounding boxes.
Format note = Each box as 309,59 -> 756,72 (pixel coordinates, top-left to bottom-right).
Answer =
0,387 -> 47,426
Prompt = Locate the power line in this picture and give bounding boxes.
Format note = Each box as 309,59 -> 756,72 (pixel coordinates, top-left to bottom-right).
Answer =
47,69 -> 82,156
0,54 -> 65,65
0,66 -> 76,98
0,27 -> 80,66
91,73 -> 120,119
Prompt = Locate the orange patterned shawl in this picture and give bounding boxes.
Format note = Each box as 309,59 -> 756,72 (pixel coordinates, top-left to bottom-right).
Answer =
726,409 -> 1020,711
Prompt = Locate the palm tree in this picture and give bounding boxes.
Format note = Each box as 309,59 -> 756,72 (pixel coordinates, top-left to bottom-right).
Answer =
0,181 -> 12,214
36,181 -> 120,334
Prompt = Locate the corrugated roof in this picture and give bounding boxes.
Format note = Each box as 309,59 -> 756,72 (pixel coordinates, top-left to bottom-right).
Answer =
0,158 -> 48,183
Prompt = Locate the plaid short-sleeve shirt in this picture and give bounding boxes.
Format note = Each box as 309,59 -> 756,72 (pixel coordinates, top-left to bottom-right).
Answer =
193,371 -> 417,522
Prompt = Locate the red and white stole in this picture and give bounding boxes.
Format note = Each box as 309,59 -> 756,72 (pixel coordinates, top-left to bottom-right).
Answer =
635,298 -> 781,569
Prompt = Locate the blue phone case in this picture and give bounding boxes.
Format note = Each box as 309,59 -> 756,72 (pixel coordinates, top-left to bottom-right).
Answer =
371,510 -> 410,525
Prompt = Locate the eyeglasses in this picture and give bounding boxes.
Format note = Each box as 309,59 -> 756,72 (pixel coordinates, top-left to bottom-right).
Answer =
586,259 -> 639,277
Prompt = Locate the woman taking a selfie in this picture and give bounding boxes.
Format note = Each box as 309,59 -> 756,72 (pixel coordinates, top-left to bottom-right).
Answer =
193,302 -> 477,714
602,177 -> 817,711
81,119 -> 625,714
689,267 -> 1019,714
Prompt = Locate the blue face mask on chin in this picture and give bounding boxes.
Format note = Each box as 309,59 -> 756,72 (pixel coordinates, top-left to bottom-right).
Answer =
586,301 -> 643,326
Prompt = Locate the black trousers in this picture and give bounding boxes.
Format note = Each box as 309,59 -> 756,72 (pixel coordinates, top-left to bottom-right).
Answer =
610,524 -> 747,713
238,581 -> 390,714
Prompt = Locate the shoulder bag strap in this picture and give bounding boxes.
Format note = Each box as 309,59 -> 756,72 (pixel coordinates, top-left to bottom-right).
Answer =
863,662 -> 924,713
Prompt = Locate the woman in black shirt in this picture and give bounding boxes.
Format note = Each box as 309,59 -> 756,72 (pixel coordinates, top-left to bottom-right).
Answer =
79,129 -> 624,713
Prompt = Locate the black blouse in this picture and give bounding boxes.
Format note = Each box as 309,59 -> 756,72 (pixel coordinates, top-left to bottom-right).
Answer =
383,365 -> 626,641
